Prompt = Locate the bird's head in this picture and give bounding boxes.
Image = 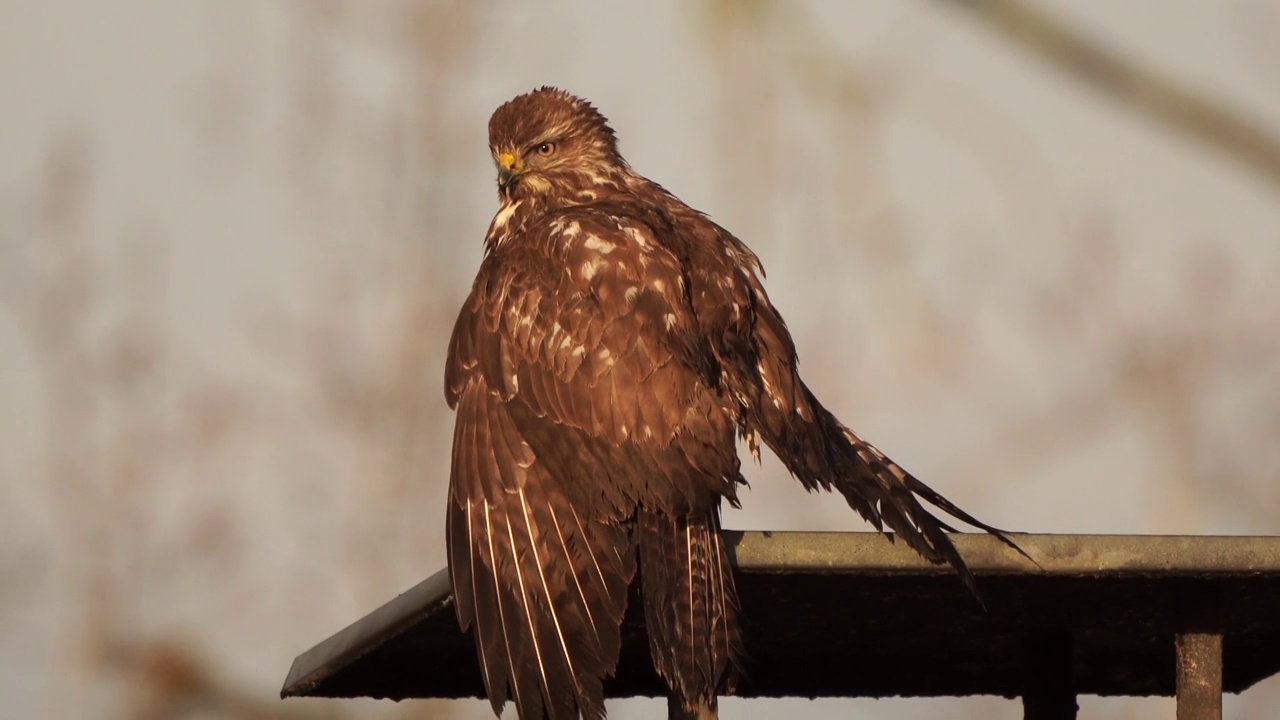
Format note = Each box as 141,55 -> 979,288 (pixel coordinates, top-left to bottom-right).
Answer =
487,87 -> 626,203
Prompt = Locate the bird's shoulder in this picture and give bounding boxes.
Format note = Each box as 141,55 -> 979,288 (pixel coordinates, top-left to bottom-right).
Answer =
472,201 -> 690,317
446,201 -> 695,409
493,201 -> 675,264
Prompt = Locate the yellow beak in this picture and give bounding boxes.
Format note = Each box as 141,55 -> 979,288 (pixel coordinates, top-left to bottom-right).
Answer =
496,151 -> 521,188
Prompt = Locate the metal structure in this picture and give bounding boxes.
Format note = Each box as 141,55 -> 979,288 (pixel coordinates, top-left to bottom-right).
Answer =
282,533 -> 1280,719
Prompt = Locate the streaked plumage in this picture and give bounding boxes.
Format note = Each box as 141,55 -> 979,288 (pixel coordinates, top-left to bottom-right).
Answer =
445,87 -> 1018,719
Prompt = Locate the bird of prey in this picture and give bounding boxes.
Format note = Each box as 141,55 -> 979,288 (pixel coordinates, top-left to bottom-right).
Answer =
445,87 -> 1017,719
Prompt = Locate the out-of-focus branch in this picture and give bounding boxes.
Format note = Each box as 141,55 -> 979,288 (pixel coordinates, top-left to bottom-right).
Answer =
110,640 -> 322,720
934,0 -> 1280,193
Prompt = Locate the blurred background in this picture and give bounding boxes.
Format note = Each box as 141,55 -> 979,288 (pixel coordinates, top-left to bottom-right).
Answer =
3,0 -> 1279,718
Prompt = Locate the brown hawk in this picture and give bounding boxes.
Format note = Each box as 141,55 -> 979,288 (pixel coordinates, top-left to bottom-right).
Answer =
445,87 -> 1018,719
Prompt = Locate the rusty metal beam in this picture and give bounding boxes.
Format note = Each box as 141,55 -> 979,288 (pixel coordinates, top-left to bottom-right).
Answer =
281,532 -> 1280,705
1176,632 -> 1222,720
727,531 -> 1280,576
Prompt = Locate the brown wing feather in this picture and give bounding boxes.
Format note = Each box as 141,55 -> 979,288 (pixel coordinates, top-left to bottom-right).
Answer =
670,213 -> 1026,601
448,379 -> 636,719
446,207 -> 744,718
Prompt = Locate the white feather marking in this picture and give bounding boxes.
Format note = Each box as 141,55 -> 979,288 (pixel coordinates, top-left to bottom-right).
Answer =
462,501 -> 494,693
567,505 -> 610,592
745,428 -> 762,464
562,221 -> 582,238
583,234 -> 615,253
518,488 -> 577,691
624,286 -> 639,305
580,258 -> 602,280
504,507 -> 550,697
687,522 -> 696,678
493,201 -> 521,231
711,527 -> 728,649
512,433 -> 535,469
621,226 -> 650,249
857,438 -> 888,461
757,361 -> 783,408
652,278 -> 666,293
664,313 -> 677,330
483,504 -> 523,710
546,502 -> 600,637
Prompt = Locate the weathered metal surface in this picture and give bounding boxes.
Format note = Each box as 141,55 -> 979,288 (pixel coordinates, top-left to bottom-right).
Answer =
280,569 -> 455,699
281,532 -> 1280,704
1176,633 -> 1223,720
728,531 -> 1280,575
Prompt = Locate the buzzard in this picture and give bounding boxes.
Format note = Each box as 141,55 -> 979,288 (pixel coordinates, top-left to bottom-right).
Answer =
445,87 -> 1017,719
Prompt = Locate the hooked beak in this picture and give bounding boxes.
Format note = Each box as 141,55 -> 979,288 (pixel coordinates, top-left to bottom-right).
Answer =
496,151 -> 521,189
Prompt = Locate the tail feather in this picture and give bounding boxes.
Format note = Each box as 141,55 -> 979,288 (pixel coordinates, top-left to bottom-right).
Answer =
637,507 -> 743,713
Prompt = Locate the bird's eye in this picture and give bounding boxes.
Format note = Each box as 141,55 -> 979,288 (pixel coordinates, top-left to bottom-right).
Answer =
536,142 -> 556,156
